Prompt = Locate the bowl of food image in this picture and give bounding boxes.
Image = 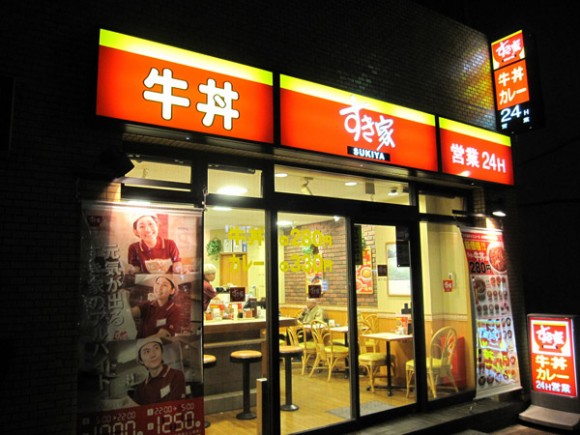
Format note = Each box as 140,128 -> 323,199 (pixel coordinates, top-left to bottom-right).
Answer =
473,278 -> 486,302
487,242 -> 507,274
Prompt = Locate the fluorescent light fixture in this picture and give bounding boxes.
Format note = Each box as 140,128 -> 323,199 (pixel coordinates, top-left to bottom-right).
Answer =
276,220 -> 293,227
212,206 -> 232,211
217,186 -> 248,195
275,172 -> 288,178
344,181 -> 358,186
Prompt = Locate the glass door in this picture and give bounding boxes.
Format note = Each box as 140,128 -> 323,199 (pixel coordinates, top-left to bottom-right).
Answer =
353,223 -> 417,416
277,211 -> 352,433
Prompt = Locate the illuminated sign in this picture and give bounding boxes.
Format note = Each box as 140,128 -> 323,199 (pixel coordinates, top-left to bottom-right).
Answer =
96,29 -> 274,143
529,315 -> 578,398
491,30 -> 543,134
439,117 -> 513,185
280,75 -> 438,171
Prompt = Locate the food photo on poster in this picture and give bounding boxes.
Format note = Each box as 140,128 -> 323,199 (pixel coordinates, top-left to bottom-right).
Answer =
77,202 -> 205,434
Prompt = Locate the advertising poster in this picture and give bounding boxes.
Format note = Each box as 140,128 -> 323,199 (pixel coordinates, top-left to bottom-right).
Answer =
460,227 -> 522,399
77,202 -> 204,434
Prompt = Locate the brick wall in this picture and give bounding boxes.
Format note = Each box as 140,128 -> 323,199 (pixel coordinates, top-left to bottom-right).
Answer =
0,1 -> 497,433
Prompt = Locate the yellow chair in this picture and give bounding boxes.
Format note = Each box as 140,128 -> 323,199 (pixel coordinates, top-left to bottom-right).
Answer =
405,326 -> 459,398
360,313 -> 380,352
309,320 -> 349,381
358,330 -> 387,392
287,322 -> 317,375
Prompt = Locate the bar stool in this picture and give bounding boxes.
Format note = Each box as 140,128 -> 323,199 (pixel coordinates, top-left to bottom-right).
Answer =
203,354 -> 217,428
230,349 -> 262,420
279,345 -> 303,411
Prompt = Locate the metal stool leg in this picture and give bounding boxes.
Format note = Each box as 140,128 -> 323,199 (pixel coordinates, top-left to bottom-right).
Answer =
237,361 -> 256,420
281,354 -> 299,411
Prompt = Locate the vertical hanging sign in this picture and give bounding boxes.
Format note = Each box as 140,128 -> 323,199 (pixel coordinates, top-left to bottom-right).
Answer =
77,202 -> 204,434
491,29 -> 544,134
460,226 -> 522,399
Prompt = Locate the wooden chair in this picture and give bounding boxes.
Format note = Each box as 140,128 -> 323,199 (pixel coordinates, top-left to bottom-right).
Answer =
309,320 -> 349,381
360,313 -> 380,352
405,326 -> 459,398
358,329 -> 387,392
287,322 -> 317,375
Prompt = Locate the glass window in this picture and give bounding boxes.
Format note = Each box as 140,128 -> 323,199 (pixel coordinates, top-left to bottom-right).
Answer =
202,206 -> 267,429
354,224 -> 416,412
418,221 -> 474,401
275,165 -> 410,205
125,155 -> 192,191
418,191 -> 467,216
208,164 -> 263,198
277,212 -> 352,431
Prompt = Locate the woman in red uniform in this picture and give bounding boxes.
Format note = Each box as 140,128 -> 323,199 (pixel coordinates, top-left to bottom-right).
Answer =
131,276 -> 181,338
127,214 -> 183,274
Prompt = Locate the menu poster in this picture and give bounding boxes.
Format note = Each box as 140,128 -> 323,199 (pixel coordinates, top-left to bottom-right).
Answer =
77,202 -> 204,435
460,226 -> 522,399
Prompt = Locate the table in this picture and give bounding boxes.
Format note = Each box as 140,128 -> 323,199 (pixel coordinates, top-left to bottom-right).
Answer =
362,332 -> 413,396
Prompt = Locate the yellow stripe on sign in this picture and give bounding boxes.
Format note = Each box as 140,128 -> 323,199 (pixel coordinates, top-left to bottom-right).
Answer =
99,29 -> 273,86
440,118 -> 511,147
280,74 -> 435,126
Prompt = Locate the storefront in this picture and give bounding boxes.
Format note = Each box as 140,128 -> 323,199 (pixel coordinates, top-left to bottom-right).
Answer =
76,28 -> 521,434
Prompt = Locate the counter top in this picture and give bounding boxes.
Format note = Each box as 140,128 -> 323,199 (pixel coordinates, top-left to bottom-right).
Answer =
204,316 -> 296,334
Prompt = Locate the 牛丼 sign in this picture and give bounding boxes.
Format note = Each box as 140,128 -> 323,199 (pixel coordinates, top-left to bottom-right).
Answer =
96,29 -> 274,144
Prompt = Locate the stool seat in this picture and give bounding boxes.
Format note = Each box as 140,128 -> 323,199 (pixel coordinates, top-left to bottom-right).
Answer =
230,350 -> 262,420
230,350 -> 262,363
204,354 -> 217,367
280,345 -> 303,356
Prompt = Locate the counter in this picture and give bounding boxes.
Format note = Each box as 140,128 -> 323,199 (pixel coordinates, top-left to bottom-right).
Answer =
203,316 -> 297,414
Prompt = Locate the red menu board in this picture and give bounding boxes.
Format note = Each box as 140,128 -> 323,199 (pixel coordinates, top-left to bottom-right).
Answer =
280,75 -> 438,171
529,316 -> 578,398
96,29 -> 274,144
460,226 -> 521,399
440,117 -> 513,185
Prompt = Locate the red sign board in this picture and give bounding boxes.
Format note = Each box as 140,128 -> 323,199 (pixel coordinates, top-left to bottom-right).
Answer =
529,316 -> 578,398
491,30 -> 543,134
96,29 -> 274,144
440,117 -> 513,185
494,59 -> 530,111
491,30 -> 525,70
280,75 -> 438,171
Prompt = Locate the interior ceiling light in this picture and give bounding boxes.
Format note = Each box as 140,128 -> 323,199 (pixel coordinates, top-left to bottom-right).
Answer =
276,220 -> 293,227
217,186 -> 248,196
301,177 -> 313,195
492,210 -> 507,217
275,172 -> 288,178
388,187 -> 398,196
344,181 -> 358,186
